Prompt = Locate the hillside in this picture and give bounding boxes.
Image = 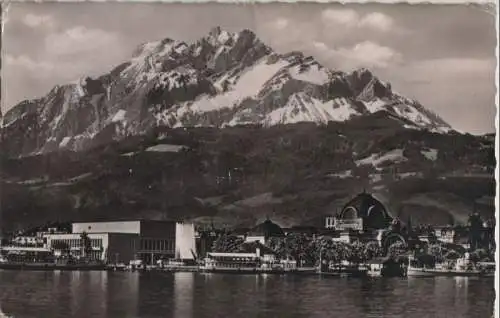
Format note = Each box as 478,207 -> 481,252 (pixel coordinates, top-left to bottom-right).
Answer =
0,116 -> 495,233
0,26 -> 494,233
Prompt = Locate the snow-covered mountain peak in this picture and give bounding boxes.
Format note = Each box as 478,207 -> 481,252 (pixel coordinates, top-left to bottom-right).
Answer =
205,26 -> 238,46
2,27 -> 454,156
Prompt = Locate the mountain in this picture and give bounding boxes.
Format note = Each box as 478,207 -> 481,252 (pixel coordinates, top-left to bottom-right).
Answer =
1,27 -> 452,157
0,27 -> 494,233
0,119 -> 495,233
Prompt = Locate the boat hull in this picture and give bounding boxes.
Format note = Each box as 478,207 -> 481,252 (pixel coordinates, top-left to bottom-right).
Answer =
200,267 -> 260,274
407,268 -> 483,277
319,269 -> 368,278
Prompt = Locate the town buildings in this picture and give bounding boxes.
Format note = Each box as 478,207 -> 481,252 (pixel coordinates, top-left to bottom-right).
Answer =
2,220 -> 197,265
323,192 -> 398,248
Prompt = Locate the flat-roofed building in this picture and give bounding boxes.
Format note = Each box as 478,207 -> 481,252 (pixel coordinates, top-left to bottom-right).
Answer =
45,220 -> 197,265
46,232 -> 137,264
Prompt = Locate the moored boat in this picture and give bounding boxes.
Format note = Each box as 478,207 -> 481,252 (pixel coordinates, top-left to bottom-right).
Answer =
366,257 -> 406,277
319,263 -> 368,277
407,254 -> 484,277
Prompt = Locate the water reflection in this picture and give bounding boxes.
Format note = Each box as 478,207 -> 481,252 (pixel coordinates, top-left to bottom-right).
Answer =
0,271 -> 495,318
174,273 -> 194,318
105,272 -> 139,318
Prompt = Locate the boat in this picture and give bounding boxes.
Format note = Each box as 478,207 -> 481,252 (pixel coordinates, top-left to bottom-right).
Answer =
292,267 -> 318,275
105,263 -> 128,271
366,257 -> 406,277
477,261 -> 495,277
318,262 -> 368,277
407,254 -> 484,277
199,251 -> 293,274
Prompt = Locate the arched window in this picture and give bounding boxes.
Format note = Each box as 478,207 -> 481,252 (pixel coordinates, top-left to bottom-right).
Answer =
341,207 -> 358,219
366,205 -> 388,229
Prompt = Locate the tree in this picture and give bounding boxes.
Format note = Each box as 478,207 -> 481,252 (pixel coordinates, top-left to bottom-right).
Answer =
348,241 -> 366,264
80,232 -> 92,259
364,241 -> 382,260
387,241 -> 407,260
268,234 -> 317,266
443,249 -> 462,261
316,240 -> 352,268
211,234 -> 244,253
468,248 -> 491,263
467,212 -> 484,251
427,243 -> 444,263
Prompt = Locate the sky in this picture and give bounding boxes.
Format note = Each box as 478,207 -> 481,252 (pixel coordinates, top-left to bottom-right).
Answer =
1,2 -> 497,134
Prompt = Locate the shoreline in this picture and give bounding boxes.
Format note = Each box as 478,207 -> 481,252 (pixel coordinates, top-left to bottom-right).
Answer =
0,263 -> 493,279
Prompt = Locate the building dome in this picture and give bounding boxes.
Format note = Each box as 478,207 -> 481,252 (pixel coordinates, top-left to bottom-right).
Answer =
338,192 -> 392,230
248,219 -> 285,238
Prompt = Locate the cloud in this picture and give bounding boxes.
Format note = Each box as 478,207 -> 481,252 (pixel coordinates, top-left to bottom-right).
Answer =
3,25 -> 128,109
321,9 -> 395,32
5,26 -> 124,80
405,58 -> 495,80
359,12 -> 394,32
312,41 -> 329,51
377,57 -> 496,134
5,54 -> 55,75
22,13 -> 55,28
312,41 -> 402,69
44,26 -> 121,57
321,9 -> 360,27
273,18 -> 289,30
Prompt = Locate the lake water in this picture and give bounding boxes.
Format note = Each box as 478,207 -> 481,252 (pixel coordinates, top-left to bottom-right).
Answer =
0,270 -> 495,318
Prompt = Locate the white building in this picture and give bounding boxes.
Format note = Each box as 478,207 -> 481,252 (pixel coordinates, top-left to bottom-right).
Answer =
45,232 -> 137,263
12,236 -> 44,246
435,227 -> 455,244
45,220 -> 197,265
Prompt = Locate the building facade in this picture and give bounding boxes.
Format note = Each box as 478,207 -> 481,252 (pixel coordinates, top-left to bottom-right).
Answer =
325,192 -> 392,233
45,232 -> 137,264
45,220 -> 196,265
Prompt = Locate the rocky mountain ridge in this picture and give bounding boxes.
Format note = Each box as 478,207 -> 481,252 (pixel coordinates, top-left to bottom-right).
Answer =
1,27 -> 452,157
0,117 -> 495,232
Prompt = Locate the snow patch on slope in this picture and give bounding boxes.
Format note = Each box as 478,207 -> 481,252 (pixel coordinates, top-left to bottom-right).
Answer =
59,137 -> 72,148
263,94 -> 358,126
363,98 -> 386,113
112,110 -> 127,123
327,170 -> 353,179
188,58 -> 289,113
355,149 -> 407,167
145,144 -> 187,152
289,64 -> 329,85
421,148 -> 438,161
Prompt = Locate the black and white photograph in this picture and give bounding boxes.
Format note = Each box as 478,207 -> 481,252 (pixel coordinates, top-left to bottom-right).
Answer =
0,2 -> 497,318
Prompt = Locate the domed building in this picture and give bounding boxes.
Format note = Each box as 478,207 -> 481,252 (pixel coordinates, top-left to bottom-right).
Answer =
245,219 -> 285,244
335,192 -> 393,231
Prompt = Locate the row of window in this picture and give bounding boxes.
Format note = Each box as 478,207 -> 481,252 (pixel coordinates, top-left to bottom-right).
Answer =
207,262 -> 259,268
51,239 -> 103,249
139,239 -> 175,252
50,238 -> 175,252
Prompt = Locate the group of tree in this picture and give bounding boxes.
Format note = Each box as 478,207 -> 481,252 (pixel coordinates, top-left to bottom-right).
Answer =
207,230 -> 493,267
211,233 -> 388,266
